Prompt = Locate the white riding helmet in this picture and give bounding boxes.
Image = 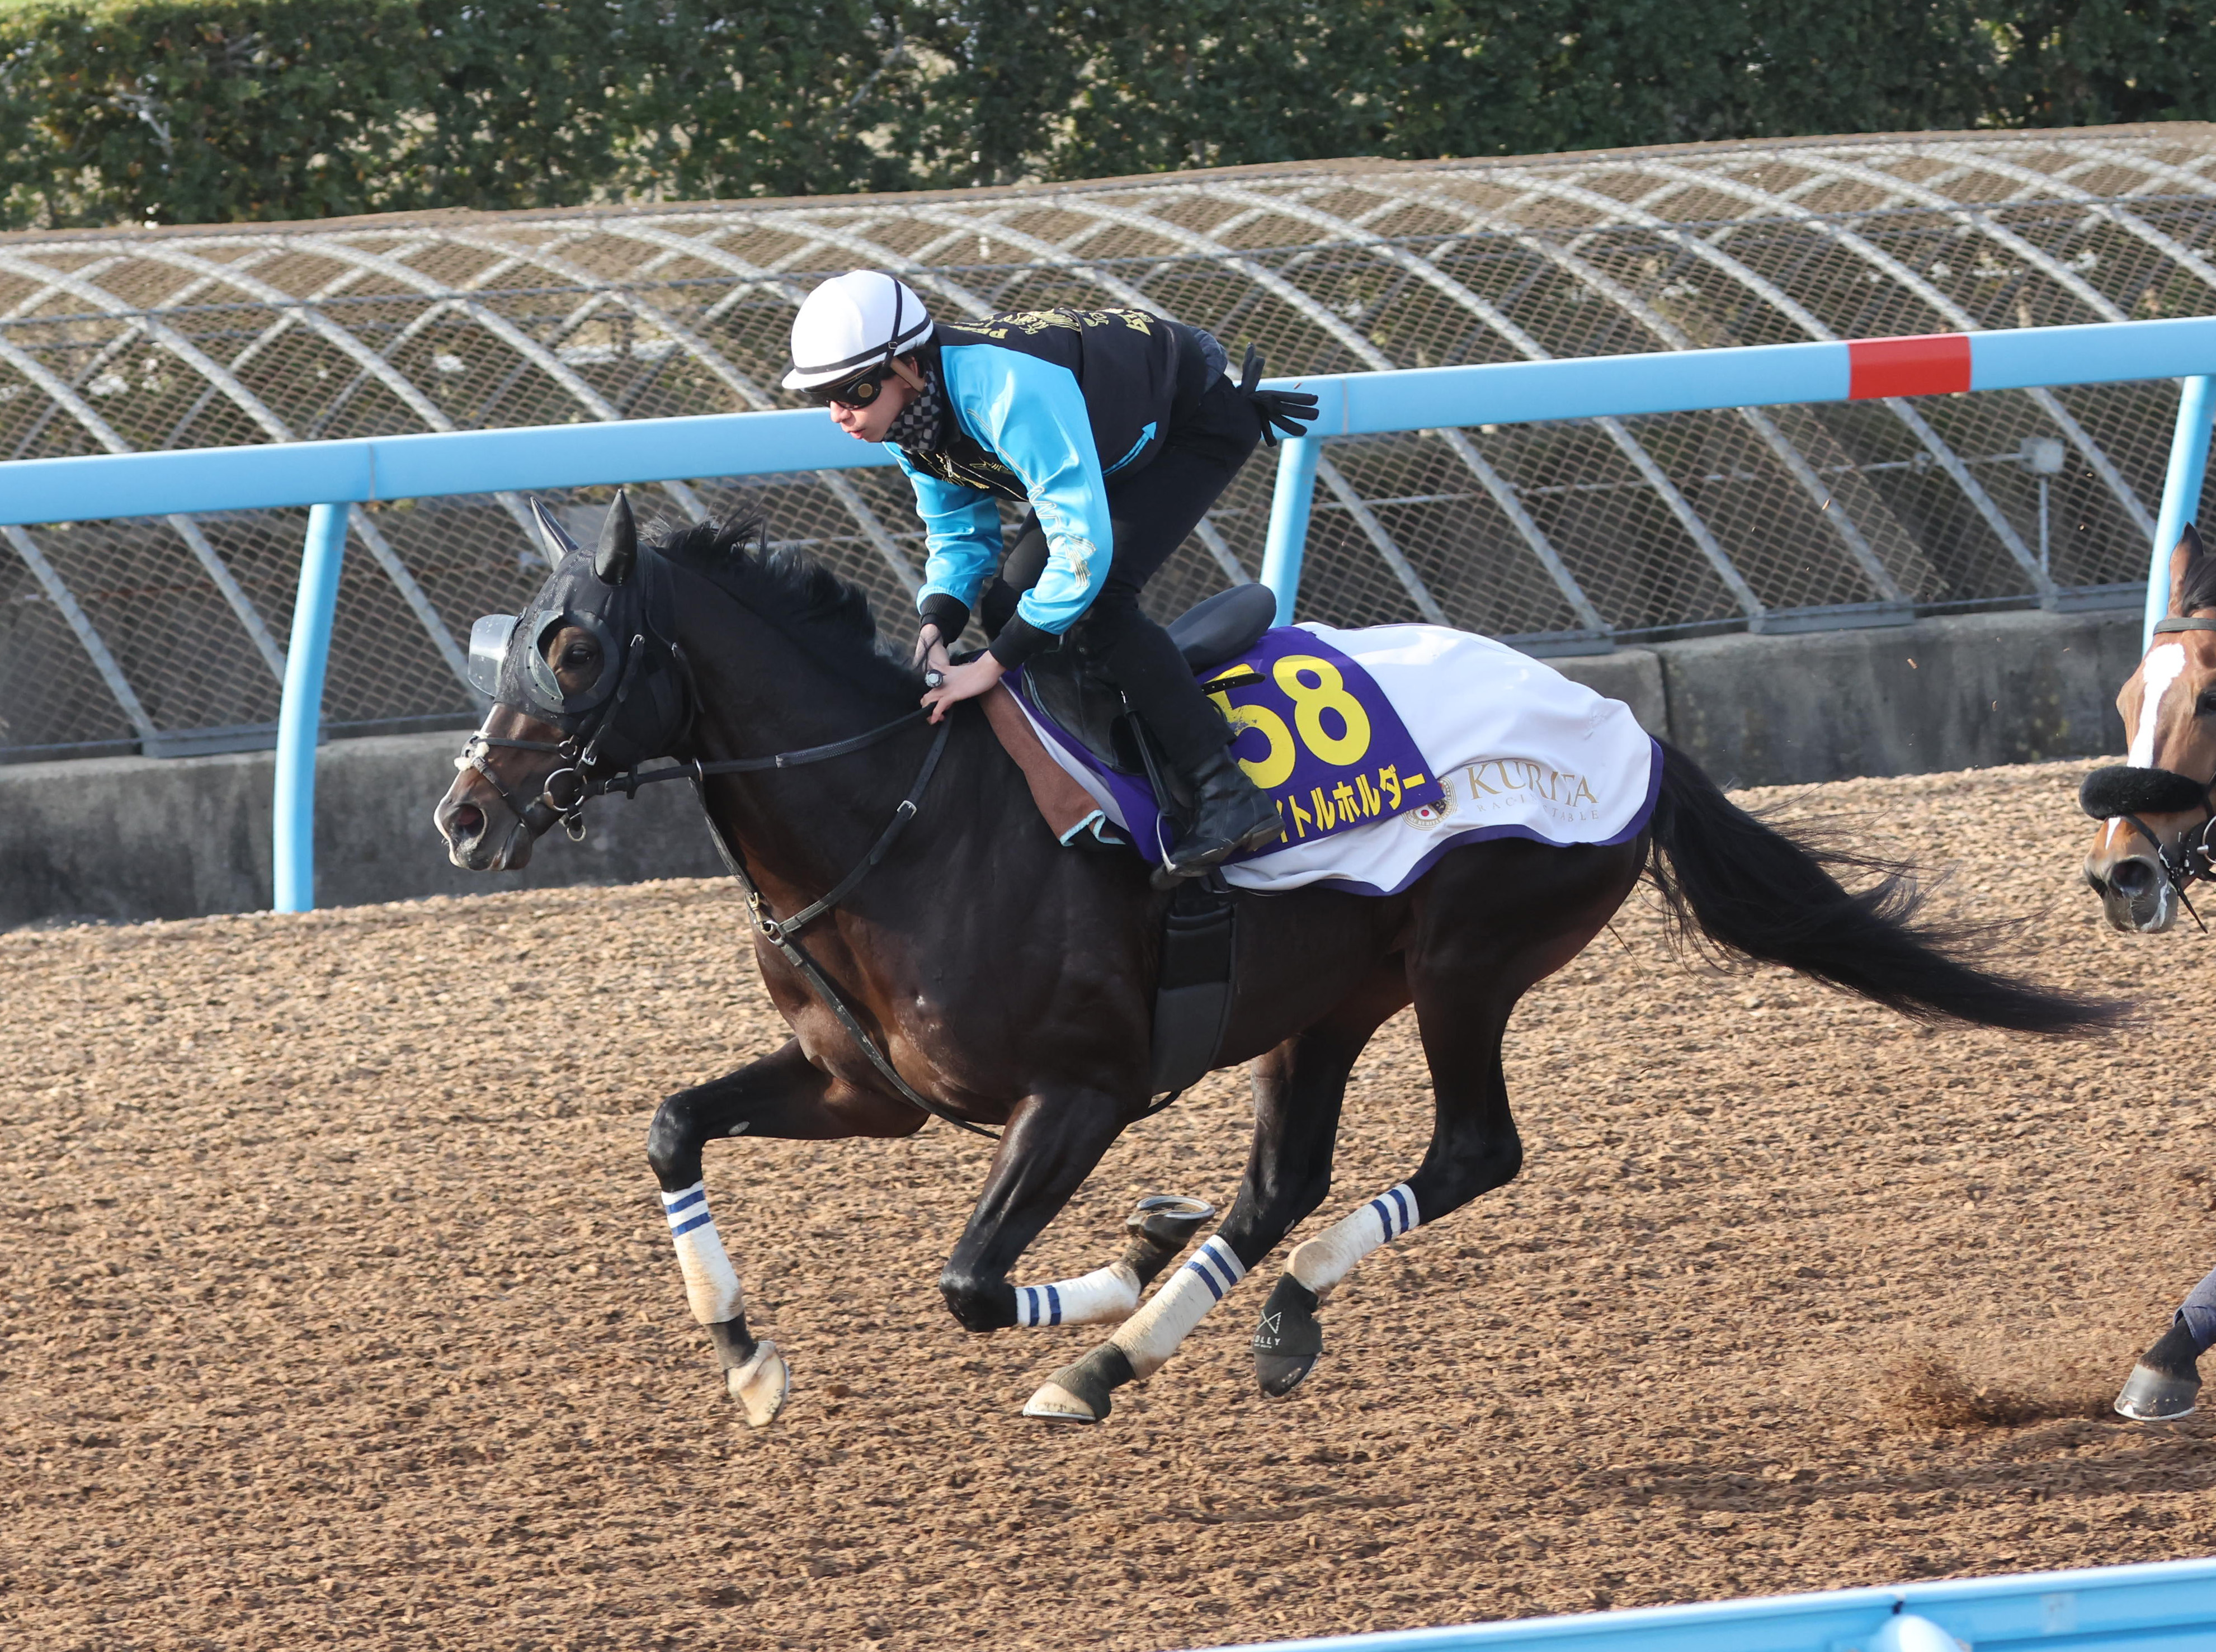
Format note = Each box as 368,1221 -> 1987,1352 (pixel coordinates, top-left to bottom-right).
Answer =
782,271 -> 934,392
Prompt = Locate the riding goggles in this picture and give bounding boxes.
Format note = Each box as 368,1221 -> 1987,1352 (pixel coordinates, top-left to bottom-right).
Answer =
799,366 -> 890,409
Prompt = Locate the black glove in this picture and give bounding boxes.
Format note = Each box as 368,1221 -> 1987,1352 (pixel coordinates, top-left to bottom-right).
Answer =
917,593 -> 970,648
1238,343 -> 1319,447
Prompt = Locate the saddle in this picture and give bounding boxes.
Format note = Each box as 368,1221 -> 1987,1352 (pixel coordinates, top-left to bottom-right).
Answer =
1015,583 -> 1278,814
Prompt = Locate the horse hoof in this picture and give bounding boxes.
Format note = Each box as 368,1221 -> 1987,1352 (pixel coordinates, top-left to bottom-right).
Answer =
1121,1193 -> 1218,1286
1023,1380 -> 1105,1424
1251,1275 -> 1323,1398
1023,1343 -> 1133,1424
2116,1362 -> 2200,1422
1255,1351 -> 1318,1398
726,1338 -> 788,1428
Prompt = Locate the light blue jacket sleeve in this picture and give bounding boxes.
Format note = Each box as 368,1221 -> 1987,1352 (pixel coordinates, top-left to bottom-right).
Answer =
940,346 -> 1115,636
894,450 -> 1004,617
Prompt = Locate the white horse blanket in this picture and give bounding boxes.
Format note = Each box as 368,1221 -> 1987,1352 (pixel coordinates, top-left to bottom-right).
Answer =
1014,621 -> 1661,896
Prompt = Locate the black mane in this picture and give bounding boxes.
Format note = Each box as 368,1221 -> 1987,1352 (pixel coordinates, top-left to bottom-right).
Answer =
647,511 -> 912,692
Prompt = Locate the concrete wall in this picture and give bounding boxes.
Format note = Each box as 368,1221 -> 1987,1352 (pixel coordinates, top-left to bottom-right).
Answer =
1629,607 -> 2141,789
0,606 -> 2140,928
0,733 -> 727,928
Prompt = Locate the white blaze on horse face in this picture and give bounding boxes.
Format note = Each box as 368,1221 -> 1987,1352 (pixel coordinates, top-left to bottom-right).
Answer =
1015,1262 -> 1142,1327
2130,643 -> 2189,768
662,1182 -> 744,1325
1106,1236 -> 1247,1379
1288,1183 -> 1421,1301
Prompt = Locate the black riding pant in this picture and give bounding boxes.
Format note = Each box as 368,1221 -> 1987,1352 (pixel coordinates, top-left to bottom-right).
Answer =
981,370 -> 1260,771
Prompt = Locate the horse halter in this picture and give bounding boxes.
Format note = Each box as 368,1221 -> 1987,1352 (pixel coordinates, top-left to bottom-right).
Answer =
2079,613 -> 2216,927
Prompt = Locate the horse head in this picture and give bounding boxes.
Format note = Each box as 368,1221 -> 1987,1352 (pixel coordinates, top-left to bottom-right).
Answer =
2084,523 -> 2216,932
435,489 -> 690,871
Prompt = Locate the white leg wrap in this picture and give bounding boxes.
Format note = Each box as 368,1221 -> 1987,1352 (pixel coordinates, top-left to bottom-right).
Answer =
1288,1182 -> 1420,1301
1109,1236 -> 1246,1379
662,1182 -> 744,1325
1015,1262 -> 1141,1327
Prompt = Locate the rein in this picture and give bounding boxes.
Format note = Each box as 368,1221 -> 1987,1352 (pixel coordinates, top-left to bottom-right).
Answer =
460,610 -> 1000,1138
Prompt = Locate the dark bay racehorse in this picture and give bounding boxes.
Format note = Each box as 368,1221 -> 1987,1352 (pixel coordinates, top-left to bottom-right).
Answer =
2082,523 -> 2216,1420
437,496 -> 2118,1428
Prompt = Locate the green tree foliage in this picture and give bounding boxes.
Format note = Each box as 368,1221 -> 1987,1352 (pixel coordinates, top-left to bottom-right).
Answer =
2,0 -> 2214,229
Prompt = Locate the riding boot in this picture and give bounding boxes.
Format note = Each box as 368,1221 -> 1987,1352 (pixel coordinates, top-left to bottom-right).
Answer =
1069,593 -> 1281,874
1164,744 -> 1283,875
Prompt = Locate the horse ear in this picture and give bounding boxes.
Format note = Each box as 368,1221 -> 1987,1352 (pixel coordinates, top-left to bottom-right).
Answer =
596,489 -> 638,586
529,497 -> 579,561
2168,521 -> 2206,617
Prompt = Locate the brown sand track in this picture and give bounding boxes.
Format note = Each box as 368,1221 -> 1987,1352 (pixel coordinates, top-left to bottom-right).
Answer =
5,758 -> 2216,1650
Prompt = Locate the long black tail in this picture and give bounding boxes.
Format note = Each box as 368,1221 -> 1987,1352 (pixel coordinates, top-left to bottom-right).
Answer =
1643,740 -> 2123,1036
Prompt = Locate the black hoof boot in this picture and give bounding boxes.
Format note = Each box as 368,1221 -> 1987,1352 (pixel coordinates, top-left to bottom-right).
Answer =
1164,748 -> 1283,876
2118,1318 -> 2204,1421
1024,1343 -> 1134,1424
1120,1194 -> 1215,1287
1251,1275 -> 1324,1397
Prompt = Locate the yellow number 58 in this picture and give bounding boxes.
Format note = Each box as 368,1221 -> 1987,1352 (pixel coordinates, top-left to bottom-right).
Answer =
1273,654 -> 1371,766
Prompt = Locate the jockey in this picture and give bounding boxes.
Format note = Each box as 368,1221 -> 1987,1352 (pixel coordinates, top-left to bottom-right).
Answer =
784,270 -> 1317,876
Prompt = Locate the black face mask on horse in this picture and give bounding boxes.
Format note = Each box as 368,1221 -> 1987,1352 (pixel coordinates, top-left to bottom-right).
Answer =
455,494 -> 689,851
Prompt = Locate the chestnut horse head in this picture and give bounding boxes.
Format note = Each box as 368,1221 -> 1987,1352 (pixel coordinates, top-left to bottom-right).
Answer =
2084,524 -> 2216,932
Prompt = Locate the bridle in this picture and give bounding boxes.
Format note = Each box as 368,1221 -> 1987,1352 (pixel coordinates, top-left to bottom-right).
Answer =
452,550 -> 995,1139
456,627 -> 652,843
2085,613 -> 2216,929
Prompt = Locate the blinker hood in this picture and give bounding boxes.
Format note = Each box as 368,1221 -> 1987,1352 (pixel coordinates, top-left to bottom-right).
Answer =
468,490 -> 649,729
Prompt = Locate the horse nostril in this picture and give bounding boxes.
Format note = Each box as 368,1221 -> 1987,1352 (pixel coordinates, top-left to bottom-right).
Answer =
449,804 -> 484,841
2109,857 -> 2158,900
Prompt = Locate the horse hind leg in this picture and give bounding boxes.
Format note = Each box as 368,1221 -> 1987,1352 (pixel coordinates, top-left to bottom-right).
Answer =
1026,985 -> 1402,1424
1250,988 -> 1522,1400
1004,1195 -> 1215,1329
2117,1264 -> 2216,1420
1251,843 -> 1634,1398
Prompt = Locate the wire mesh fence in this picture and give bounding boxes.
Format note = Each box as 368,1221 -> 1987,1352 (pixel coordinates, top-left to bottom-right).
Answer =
6,128 -> 2216,762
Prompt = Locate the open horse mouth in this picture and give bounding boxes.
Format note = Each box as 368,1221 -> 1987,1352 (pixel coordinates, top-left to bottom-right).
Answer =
435,791 -> 539,874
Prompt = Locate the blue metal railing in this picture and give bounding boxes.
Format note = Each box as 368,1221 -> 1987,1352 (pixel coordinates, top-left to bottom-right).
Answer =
4,314 -> 2215,910
1196,1554 -> 2216,1652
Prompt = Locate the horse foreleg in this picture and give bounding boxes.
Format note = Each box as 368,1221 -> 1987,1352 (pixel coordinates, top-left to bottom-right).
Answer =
645,1036 -> 900,1426
2117,1262 -> 2216,1420
1027,981 -> 1404,1425
1001,1194 -> 1217,1329
936,1089 -> 1126,1335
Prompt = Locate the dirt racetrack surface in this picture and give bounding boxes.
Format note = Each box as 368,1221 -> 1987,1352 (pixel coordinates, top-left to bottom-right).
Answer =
5,758 -> 2216,1650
